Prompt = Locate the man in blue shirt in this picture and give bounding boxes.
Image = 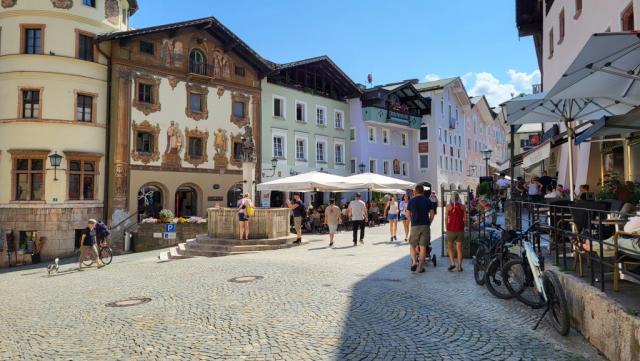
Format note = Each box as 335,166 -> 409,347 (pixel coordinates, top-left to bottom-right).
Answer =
406,184 -> 435,273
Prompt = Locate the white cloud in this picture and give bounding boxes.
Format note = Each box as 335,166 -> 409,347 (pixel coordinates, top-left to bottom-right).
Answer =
424,73 -> 441,82
466,69 -> 540,107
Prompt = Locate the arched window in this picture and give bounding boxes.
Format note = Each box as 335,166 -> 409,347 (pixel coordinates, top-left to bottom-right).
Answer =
227,183 -> 243,208
189,49 -> 207,75
138,185 -> 163,220
175,185 -> 198,217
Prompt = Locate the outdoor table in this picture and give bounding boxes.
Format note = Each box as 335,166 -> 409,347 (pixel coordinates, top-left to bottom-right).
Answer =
591,219 -> 626,233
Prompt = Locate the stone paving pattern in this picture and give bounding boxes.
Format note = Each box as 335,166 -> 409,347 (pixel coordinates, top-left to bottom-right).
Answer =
0,216 -> 604,360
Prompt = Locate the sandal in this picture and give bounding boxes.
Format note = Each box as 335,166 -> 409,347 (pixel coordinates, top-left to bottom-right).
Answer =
410,264 -> 417,272
448,265 -> 456,272
418,268 -> 426,273
458,267 -> 463,272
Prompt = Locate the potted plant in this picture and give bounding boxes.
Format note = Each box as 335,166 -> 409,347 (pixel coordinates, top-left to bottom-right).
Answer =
158,209 -> 174,223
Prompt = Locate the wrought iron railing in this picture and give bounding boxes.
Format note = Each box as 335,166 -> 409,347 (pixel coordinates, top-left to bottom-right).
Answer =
188,62 -> 213,77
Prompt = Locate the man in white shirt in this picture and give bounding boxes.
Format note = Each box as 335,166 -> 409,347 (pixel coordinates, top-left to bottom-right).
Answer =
325,200 -> 341,247
348,193 -> 368,246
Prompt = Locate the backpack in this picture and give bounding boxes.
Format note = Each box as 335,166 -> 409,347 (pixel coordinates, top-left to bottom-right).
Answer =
95,221 -> 110,239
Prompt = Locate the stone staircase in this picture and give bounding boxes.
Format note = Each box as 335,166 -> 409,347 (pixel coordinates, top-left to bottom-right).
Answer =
159,234 -> 299,261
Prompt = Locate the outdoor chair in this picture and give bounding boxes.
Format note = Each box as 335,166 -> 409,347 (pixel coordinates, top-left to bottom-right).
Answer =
565,201 -> 611,277
609,232 -> 640,291
546,199 -> 573,255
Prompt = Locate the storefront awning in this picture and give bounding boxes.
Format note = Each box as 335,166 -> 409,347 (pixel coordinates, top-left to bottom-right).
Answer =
497,160 -> 510,172
576,108 -> 640,144
522,141 -> 551,169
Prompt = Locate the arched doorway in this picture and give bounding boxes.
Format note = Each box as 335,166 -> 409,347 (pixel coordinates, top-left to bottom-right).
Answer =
175,185 -> 198,217
137,185 -> 163,220
227,183 -> 243,208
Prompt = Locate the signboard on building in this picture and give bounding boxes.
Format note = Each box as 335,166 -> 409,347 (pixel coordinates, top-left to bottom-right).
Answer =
207,196 -> 223,202
262,192 -> 270,208
529,134 -> 541,146
418,142 -> 429,153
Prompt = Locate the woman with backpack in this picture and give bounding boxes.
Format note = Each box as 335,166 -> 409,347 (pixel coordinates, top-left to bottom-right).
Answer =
237,193 -> 254,240
446,192 -> 466,272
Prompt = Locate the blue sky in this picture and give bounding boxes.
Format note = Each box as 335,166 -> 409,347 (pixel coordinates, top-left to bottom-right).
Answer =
133,0 -> 540,106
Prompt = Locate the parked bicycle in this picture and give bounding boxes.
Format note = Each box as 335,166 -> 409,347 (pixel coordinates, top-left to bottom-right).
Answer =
502,227 -> 570,336
473,223 -> 520,287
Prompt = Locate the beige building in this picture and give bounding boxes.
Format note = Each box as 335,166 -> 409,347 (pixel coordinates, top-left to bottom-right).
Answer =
0,0 -> 137,264
99,18 -> 271,227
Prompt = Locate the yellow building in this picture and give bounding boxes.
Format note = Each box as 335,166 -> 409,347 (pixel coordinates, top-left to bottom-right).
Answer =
0,0 -> 137,264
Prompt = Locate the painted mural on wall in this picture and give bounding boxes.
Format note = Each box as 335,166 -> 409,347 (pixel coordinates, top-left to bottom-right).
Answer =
160,39 -> 185,68
105,0 -> 119,25
213,50 -> 232,79
162,121 -> 183,167
213,129 -> 228,169
50,0 -> 73,9
1,0 -> 17,8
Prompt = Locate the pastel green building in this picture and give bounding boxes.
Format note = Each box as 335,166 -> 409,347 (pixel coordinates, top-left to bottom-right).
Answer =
259,56 -> 361,207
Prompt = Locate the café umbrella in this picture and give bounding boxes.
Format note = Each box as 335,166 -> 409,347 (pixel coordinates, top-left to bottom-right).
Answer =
256,171 -> 365,192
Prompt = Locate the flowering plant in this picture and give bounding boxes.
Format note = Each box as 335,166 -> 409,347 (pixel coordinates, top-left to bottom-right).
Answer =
188,216 -> 206,224
158,209 -> 175,220
141,217 -> 158,224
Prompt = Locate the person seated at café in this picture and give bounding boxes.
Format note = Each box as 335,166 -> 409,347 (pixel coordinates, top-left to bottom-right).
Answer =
582,212 -> 640,256
577,184 -> 590,201
544,185 -> 560,199
555,184 -> 566,199
473,199 -> 495,229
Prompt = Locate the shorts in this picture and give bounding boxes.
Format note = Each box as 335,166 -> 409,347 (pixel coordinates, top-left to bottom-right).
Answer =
328,224 -> 338,234
387,213 -> 398,221
238,213 -> 248,222
409,225 -> 431,247
399,214 -> 407,221
293,216 -> 302,231
447,231 -> 464,244
79,244 -> 98,262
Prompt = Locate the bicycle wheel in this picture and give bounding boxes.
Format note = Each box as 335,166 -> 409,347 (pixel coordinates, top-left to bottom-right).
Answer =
99,247 -> 113,265
543,270 -> 570,336
473,245 -> 489,285
484,253 -> 519,299
81,250 -> 93,267
502,259 -> 546,309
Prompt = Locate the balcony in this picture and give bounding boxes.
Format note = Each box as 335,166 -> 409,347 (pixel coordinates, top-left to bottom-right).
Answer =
187,62 -> 214,83
363,106 -> 422,129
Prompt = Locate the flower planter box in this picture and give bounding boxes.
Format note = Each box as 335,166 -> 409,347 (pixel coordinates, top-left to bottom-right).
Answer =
132,223 -> 207,252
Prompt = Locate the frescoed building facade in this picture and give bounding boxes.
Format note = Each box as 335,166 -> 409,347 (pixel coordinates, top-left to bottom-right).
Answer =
99,17 -> 271,225
260,56 -> 361,207
349,81 -> 430,198
0,0 -> 137,263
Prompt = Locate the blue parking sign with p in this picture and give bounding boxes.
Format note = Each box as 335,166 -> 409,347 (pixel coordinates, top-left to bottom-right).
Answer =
165,224 -> 176,233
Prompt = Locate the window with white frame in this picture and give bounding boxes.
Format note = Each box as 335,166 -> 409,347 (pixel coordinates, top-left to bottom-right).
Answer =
439,156 -> 443,168
420,154 -> 428,169
382,129 -> 389,144
334,110 -> 344,129
295,101 -> 306,122
316,140 -> 326,162
273,135 -> 285,158
369,159 -> 377,173
334,143 -> 344,164
401,132 -> 408,147
350,159 -> 357,174
316,106 -> 327,126
444,130 -> 448,143
349,127 -> 356,141
368,126 -> 376,143
273,95 -> 285,118
445,156 -> 449,170
402,162 -> 408,177
295,137 -> 307,161
420,127 -> 428,140
383,160 -> 390,175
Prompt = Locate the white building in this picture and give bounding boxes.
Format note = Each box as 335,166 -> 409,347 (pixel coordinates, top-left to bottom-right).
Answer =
415,78 -> 471,192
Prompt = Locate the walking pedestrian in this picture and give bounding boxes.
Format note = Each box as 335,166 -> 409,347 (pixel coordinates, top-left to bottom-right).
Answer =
325,200 -> 341,247
237,193 -> 253,240
287,194 -> 305,244
399,194 -> 410,242
446,192 -> 466,272
348,193 -> 367,246
384,195 -> 399,242
406,184 -> 435,273
78,219 -> 104,270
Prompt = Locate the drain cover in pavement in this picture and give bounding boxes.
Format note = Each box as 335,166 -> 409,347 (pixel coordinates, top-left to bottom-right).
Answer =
105,297 -> 151,308
228,275 -> 263,283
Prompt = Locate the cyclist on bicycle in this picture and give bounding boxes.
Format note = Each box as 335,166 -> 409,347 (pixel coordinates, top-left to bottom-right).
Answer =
78,219 -> 105,270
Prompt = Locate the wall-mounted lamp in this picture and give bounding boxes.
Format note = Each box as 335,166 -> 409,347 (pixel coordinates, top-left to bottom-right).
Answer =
48,151 -> 63,181
262,157 -> 278,177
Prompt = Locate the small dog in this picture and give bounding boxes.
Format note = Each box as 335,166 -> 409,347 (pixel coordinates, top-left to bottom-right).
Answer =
47,258 -> 59,275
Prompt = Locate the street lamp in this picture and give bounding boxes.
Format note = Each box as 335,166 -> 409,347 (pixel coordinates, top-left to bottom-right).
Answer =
263,157 -> 278,177
48,151 -> 63,181
481,149 -> 493,177
358,163 -> 366,173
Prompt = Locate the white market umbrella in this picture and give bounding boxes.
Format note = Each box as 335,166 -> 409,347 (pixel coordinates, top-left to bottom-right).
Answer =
346,173 -> 415,190
371,188 -> 407,194
256,171 -> 365,192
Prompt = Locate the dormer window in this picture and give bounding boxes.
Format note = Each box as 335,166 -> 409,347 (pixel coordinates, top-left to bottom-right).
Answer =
189,49 -> 208,76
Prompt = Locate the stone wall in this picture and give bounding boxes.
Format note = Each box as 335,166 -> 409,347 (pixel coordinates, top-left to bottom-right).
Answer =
207,207 -> 291,239
132,223 -> 207,252
0,204 -> 103,267
553,266 -> 640,361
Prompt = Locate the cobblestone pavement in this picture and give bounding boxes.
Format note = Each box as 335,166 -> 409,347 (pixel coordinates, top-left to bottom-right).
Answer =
0,216 -> 605,361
